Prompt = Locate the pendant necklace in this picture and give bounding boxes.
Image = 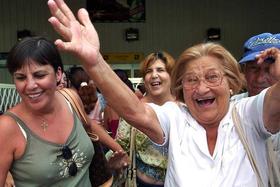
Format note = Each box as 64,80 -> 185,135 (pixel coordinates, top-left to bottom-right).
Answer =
40,120 -> 49,132
38,105 -> 58,132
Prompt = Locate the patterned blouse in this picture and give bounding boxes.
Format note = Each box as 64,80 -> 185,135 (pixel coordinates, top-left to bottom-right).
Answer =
116,118 -> 168,182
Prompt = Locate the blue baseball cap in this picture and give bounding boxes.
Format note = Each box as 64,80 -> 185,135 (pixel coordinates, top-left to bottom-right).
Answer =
239,33 -> 280,64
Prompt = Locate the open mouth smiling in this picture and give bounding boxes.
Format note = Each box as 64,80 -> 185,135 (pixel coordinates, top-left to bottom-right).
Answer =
27,92 -> 43,99
151,81 -> 161,87
196,97 -> 215,106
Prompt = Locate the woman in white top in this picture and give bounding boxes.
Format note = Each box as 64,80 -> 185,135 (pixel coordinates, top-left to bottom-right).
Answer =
47,0 -> 280,186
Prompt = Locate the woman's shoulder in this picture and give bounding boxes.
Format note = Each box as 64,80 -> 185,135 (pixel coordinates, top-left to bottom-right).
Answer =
0,113 -> 16,130
0,110 -> 24,148
1,101 -> 22,121
148,101 -> 179,108
162,101 -> 187,113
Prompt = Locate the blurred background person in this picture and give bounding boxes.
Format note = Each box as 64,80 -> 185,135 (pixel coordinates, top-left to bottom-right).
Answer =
103,69 -> 134,139
232,33 -> 280,182
114,51 -> 175,187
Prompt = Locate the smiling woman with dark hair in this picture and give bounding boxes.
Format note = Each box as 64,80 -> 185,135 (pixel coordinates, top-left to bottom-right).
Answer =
0,37 -> 94,186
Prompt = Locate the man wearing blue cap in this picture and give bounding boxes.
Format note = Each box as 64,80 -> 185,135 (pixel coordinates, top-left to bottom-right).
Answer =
238,33 -> 280,97
232,32 -> 280,184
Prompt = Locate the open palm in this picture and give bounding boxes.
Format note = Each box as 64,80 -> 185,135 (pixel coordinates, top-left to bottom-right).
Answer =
48,0 -> 101,68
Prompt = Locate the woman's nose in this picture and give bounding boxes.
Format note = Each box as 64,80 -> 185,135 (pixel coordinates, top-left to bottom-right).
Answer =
151,70 -> 159,78
195,80 -> 210,94
26,77 -> 38,89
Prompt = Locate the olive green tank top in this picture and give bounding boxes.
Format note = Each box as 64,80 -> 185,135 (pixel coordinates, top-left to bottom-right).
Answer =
6,107 -> 94,187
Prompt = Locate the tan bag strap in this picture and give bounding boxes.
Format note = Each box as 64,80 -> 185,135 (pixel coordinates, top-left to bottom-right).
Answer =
232,105 -> 264,187
131,127 -> 137,186
58,88 -> 98,141
126,126 -> 137,187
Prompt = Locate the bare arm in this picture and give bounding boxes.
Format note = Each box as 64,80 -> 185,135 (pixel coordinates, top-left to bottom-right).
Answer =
257,47 -> 280,133
0,116 -> 18,186
47,0 -> 164,143
90,121 -> 123,152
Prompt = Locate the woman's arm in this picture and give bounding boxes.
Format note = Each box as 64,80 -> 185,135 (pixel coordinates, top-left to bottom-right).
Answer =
0,116 -> 17,186
47,0 -> 164,143
257,47 -> 280,133
90,121 -> 123,152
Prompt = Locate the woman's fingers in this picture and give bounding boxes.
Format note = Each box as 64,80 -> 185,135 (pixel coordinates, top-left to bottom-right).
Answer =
48,0 -> 70,27
52,0 -> 76,21
77,9 -> 94,30
48,17 -> 71,41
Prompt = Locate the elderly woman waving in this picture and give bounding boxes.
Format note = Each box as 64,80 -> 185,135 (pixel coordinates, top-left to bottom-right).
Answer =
47,0 -> 280,186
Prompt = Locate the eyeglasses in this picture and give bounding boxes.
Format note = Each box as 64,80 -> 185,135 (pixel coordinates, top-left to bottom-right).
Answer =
58,145 -> 78,176
182,70 -> 224,90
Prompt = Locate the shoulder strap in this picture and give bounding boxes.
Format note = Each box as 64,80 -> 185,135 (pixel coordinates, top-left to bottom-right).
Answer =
232,105 -> 264,187
5,111 -> 27,139
126,126 -> 137,187
58,88 -> 89,126
58,88 -> 98,141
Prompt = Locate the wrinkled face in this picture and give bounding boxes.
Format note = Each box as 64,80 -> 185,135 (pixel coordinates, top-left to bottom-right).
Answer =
182,56 -> 230,127
13,60 -> 61,111
243,61 -> 277,96
144,59 -> 171,98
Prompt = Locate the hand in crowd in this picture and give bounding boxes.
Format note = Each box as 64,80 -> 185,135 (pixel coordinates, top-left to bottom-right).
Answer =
107,150 -> 130,172
47,0 -> 101,69
257,47 -> 280,80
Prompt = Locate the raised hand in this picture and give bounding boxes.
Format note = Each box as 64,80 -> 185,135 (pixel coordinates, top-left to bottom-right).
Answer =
47,0 -> 102,68
257,47 -> 280,80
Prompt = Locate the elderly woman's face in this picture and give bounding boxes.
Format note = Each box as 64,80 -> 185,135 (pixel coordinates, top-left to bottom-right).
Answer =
182,56 -> 230,127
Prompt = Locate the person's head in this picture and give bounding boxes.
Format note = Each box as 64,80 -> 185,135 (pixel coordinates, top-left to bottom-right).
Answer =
57,72 -> 68,89
79,82 -> 98,114
140,51 -> 175,99
114,69 -> 134,92
137,83 -> 146,95
172,43 -> 245,127
239,33 -> 280,96
68,66 -> 98,114
68,66 -> 90,90
7,36 -> 64,110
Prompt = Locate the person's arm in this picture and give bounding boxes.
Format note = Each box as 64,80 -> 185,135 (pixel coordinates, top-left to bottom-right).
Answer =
257,47 -> 280,133
47,0 -> 164,143
0,116 -> 17,186
89,120 -> 123,152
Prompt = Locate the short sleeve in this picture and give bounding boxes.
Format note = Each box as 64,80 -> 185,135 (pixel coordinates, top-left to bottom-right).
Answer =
147,102 -> 179,146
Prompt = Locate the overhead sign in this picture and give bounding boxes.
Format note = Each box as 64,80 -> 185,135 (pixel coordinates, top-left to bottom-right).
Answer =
103,53 -> 144,64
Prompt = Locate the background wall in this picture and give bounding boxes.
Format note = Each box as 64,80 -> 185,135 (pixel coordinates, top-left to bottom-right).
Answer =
0,0 -> 280,83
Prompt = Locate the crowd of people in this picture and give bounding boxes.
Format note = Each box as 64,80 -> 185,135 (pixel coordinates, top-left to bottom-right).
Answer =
0,0 -> 280,186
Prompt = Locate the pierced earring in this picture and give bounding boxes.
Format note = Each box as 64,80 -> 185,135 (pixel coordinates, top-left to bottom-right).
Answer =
229,89 -> 233,96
